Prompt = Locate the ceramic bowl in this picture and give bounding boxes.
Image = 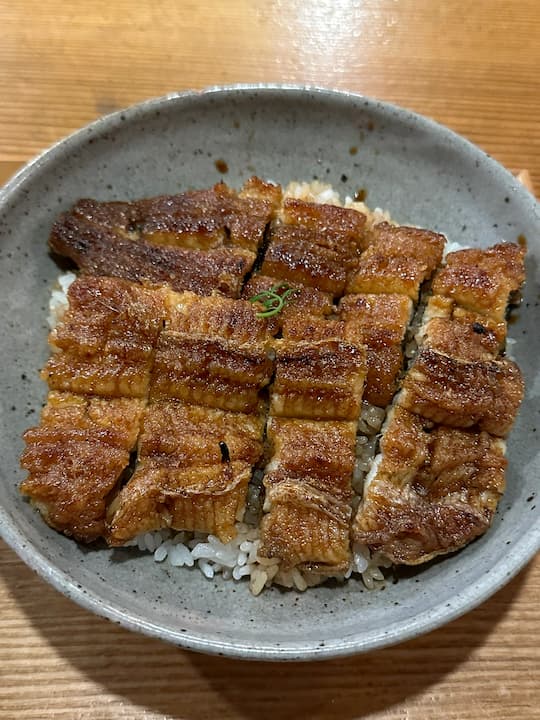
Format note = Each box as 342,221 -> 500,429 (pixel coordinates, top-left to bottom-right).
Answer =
1,85 -> 539,660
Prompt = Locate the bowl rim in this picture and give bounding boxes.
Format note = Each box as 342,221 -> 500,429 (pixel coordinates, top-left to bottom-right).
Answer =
1,83 -> 539,661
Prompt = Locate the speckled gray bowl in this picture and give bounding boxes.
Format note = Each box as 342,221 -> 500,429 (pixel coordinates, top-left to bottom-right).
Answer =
1,85 -> 539,661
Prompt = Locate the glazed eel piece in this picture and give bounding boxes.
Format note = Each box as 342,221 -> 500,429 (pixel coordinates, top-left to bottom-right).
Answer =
49,177 -> 282,298
21,279 -> 274,544
20,275 -> 168,541
257,316 -> 367,576
22,178 -> 526,582
255,207 -> 446,579
107,292 -> 274,545
353,242 -> 526,564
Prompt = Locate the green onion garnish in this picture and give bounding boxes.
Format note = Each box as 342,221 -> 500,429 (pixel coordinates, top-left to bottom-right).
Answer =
248,282 -> 297,318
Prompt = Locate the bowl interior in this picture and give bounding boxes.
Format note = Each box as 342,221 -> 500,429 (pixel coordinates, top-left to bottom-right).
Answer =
1,86 -> 539,660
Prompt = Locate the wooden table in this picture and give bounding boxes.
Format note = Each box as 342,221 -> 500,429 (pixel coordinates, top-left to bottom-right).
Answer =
1,2 -> 539,718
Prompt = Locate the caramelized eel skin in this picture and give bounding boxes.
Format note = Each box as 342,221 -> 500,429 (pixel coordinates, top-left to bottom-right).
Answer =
353,408 -> 507,564
353,239 -> 525,565
20,393 -> 145,542
399,349 -> 524,437
50,215 -> 255,298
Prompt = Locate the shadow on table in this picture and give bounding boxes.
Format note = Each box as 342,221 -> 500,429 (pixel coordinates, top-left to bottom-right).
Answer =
2,556 -> 531,720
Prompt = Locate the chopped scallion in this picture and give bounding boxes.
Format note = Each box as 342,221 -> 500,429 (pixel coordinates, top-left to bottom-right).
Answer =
248,283 -> 297,319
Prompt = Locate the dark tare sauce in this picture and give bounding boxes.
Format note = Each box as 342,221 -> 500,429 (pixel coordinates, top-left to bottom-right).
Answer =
215,159 -> 228,173
354,188 -> 367,202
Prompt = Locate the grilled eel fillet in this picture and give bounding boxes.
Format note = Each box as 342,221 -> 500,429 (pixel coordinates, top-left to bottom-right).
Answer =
259,417 -> 357,573
48,177 -> 282,298
353,406 -> 508,564
353,242 -> 526,564
54,177 -> 281,253
20,392 -> 145,542
256,215 -> 445,574
23,278 -> 274,543
107,402 -> 265,545
49,214 -> 256,299
258,314 -> 367,573
22,177 -> 526,579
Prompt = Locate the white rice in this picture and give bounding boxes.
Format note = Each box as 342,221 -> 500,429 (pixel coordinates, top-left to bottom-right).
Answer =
443,240 -> 470,256
47,271 -> 76,328
505,336 -> 517,360
127,523 -> 390,595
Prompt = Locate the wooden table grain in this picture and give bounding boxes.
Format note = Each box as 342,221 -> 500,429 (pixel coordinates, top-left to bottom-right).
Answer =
1,2 -> 539,718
